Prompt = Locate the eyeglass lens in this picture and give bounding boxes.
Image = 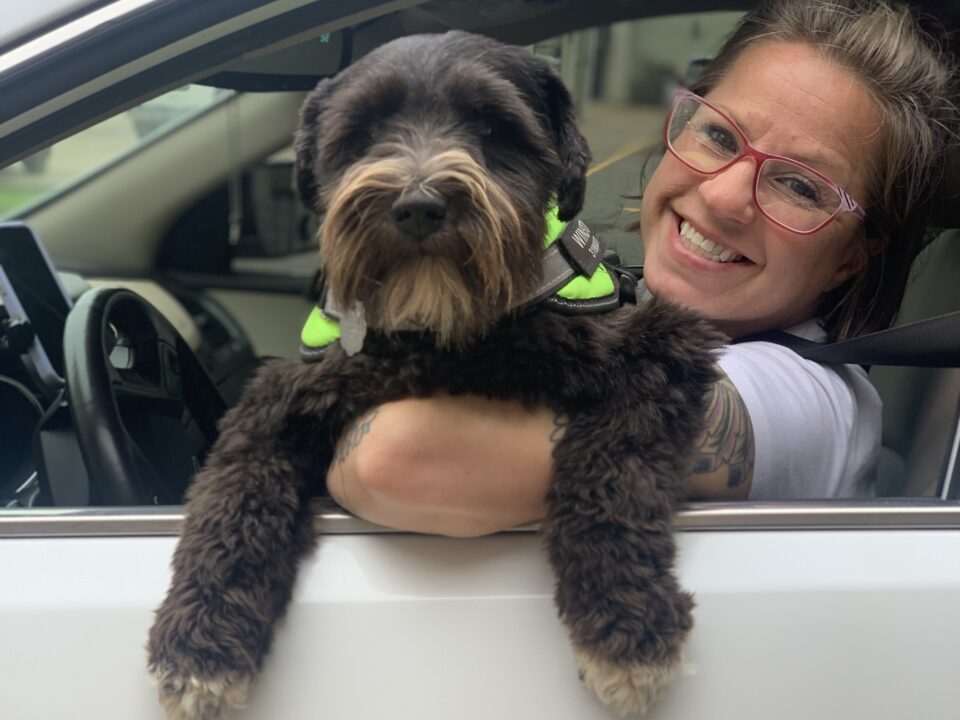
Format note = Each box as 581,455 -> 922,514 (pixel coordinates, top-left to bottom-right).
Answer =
667,96 -> 841,232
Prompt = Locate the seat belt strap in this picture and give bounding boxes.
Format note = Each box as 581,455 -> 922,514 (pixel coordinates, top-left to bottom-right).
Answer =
623,268 -> 960,368
743,310 -> 960,367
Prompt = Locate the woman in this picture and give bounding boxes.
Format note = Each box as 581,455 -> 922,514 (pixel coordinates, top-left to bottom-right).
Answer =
326,0 -> 959,535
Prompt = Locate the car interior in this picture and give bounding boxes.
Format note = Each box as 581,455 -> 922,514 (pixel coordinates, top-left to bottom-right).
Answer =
0,0 -> 958,509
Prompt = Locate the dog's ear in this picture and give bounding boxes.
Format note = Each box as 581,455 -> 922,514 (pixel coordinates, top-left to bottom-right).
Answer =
293,77 -> 337,213
537,67 -> 591,221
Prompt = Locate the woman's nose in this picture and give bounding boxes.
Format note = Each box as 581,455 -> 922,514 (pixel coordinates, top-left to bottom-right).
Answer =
697,158 -> 757,225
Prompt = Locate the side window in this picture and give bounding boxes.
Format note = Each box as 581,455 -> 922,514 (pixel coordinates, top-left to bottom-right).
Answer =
539,12 -> 743,162
224,149 -> 320,278
538,11 -> 744,266
192,12 -> 747,278
0,85 -> 232,220
154,143 -> 320,279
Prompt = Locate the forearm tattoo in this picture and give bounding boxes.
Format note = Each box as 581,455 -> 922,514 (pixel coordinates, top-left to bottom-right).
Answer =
335,408 -> 379,464
692,377 -> 755,488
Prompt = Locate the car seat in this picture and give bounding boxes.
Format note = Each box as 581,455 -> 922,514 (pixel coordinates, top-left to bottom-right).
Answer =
871,229 -> 960,496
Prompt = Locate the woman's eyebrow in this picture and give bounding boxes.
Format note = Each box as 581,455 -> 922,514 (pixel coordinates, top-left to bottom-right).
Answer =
714,100 -> 848,180
784,151 -> 846,179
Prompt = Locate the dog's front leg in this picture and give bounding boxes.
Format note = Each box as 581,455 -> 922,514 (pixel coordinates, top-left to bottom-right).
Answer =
544,410 -> 694,717
147,359 -> 334,720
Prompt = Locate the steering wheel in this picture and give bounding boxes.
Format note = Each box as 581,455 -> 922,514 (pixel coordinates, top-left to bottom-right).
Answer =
63,287 -> 227,505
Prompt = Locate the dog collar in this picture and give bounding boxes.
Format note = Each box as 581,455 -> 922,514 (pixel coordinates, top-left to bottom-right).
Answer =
300,206 -> 619,361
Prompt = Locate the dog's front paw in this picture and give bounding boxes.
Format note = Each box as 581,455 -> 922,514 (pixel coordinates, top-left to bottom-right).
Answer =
575,648 -> 680,717
147,592 -> 262,720
149,662 -> 252,720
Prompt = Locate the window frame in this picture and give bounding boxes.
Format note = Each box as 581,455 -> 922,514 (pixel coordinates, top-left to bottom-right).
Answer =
2,499 -> 960,538
0,0 -> 422,168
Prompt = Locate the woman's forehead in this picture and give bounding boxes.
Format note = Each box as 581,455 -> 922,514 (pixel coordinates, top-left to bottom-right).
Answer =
705,41 -> 881,192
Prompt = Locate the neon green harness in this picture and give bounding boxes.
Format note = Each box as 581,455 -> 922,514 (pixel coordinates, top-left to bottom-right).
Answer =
300,206 -> 617,359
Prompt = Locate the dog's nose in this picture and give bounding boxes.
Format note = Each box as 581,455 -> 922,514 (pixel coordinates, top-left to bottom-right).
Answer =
391,191 -> 447,240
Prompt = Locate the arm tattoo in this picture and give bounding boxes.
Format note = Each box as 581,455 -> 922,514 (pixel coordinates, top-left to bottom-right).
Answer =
335,408 -> 379,464
550,413 -> 569,445
692,377 -> 755,488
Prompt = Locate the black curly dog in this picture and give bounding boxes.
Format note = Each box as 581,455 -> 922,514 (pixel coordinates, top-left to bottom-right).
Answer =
147,30 -> 721,719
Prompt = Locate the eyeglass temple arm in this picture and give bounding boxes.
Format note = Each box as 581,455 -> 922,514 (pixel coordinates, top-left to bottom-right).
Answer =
837,187 -> 866,220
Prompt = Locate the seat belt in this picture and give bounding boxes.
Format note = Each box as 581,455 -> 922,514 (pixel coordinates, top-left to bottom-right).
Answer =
613,261 -> 960,368
742,311 -> 960,367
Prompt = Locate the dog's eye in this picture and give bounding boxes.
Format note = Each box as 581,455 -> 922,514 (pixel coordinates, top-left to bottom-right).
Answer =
476,119 -> 494,137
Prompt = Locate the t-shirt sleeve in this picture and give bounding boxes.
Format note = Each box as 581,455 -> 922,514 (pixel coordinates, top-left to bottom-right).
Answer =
715,342 -> 881,499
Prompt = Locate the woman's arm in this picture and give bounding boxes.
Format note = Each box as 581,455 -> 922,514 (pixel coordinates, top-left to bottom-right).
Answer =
327,371 -> 754,535
685,372 -> 755,501
327,393 -> 558,536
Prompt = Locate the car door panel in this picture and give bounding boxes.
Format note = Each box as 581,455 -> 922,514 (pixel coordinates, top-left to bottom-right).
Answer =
2,511 -> 958,720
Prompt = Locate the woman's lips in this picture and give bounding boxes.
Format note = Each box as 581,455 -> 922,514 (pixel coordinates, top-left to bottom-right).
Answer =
669,215 -> 755,269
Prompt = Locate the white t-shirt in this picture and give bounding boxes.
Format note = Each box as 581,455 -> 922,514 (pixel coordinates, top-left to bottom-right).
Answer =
715,320 -> 881,500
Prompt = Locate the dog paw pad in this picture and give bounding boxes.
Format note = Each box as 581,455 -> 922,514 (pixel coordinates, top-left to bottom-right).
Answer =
575,648 -> 679,717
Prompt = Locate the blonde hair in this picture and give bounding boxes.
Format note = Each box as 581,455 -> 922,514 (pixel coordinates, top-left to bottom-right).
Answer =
690,0 -> 959,339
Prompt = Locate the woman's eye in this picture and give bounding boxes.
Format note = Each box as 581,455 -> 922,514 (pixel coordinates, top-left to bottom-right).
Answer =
775,176 -> 822,205
696,122 -> 739,156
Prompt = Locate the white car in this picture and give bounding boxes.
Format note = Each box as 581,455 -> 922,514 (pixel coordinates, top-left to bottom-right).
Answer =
1,1 -> 959,719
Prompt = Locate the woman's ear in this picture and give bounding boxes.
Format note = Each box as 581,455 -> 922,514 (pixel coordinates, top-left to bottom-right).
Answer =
864,233 -> 887,258
826,234 -> 878,292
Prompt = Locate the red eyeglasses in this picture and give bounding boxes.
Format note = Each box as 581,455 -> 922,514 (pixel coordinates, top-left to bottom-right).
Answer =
665,90 -> 866,235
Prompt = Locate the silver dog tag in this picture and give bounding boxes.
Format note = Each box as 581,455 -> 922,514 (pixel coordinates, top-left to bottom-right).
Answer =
339,302 -> 367,356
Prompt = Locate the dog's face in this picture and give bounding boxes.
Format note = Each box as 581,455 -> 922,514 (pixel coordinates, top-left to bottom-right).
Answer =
294,31 -> 590,347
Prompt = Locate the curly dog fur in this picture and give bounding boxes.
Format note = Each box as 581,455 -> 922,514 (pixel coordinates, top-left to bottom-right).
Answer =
147,30 -> 721,719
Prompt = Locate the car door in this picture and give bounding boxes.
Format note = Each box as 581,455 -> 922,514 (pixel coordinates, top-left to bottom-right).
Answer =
3,503 -> 960,719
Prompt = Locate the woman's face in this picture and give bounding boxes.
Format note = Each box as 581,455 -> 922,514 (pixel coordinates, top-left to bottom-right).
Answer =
640,42 -> 881,338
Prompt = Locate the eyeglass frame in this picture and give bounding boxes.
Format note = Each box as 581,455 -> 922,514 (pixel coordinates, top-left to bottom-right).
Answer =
664,89 -> 867,236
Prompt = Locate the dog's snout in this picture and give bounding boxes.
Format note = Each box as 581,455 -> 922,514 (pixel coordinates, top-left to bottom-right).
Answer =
391,191 -> 447,240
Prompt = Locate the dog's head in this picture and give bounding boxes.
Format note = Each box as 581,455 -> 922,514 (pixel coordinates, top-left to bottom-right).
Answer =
293,30 -> 591,347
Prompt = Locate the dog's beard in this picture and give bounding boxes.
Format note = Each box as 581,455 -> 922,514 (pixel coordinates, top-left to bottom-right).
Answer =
321,146 -> 543,348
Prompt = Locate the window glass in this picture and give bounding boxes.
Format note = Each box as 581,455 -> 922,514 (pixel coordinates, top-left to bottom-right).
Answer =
229,11 -> 745,274
542,12 -> 744,165
2,9 -> 956,511
0,84 -> 232,219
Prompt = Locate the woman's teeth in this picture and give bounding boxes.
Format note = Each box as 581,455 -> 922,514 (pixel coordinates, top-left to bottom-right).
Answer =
679,220 -> 743,263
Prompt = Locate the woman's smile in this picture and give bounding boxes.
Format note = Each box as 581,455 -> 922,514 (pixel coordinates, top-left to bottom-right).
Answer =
673,216 -> 752,266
